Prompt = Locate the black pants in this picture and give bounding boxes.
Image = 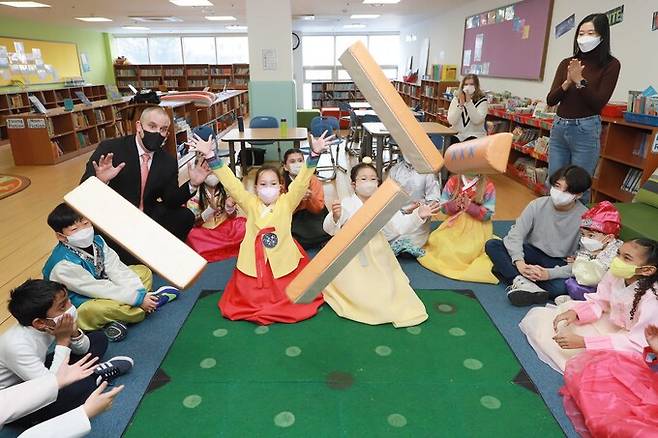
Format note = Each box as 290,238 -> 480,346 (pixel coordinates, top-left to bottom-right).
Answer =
291,208 -> 331,250
449,135 -> 477,145
11,331 -> 108,428
105,203 -> 195,265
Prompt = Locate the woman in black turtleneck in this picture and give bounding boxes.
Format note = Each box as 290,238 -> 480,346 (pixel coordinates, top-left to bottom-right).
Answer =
546,13 -> 621,203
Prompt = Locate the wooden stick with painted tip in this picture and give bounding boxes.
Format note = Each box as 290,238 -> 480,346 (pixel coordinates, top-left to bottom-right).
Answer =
443,133 -> 513,175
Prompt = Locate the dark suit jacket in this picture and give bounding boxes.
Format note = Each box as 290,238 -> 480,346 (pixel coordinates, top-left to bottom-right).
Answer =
81,135 -> 193,215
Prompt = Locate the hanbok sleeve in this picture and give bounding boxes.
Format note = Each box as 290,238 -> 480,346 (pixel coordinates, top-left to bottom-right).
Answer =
573,272 -> 615,324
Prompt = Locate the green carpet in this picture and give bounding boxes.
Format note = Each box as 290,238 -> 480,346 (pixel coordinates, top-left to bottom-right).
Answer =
125,290 -> 562,437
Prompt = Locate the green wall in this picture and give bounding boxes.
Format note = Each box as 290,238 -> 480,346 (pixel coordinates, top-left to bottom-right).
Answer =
0,15 -> 113,91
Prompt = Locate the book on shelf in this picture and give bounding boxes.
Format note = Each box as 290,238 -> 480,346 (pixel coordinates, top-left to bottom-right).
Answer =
51,140 -> 64,157
46,119 -> 54,137
632,133 -> 649,158
621,168 -> 643,194
73,112 -> 89,129
28,95 -> 47,114
74,91 -> 92,106
77,132 -> 91,147
9,95 -> 24,108
93,109 -> 107,123
164,68 -> 184,76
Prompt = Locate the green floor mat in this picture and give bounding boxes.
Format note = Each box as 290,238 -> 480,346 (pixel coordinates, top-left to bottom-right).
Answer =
125,290 -> 562,437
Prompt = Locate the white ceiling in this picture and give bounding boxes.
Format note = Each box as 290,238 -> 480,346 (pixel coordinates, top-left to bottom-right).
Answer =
0,0 -> 471,34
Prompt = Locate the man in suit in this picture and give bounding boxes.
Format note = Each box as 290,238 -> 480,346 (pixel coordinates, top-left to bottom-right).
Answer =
81,106 -> 210,264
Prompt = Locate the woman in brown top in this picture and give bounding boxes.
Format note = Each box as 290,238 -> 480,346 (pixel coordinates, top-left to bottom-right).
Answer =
546,13 -> 621,203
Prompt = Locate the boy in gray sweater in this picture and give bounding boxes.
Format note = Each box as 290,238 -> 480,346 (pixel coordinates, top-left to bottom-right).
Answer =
485,165 -> 591,306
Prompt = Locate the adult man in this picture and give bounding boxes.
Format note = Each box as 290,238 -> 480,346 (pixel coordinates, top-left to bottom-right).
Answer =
81,106 -> 210,264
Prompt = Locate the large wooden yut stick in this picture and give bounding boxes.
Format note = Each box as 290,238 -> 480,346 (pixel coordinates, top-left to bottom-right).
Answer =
64,177 -> 207,289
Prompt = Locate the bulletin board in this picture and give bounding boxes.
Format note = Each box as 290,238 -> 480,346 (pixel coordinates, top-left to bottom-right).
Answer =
461,0 -> 554,80
0,37 -> 82,87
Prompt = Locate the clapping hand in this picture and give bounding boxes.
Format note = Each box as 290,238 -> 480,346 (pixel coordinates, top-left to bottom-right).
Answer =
56,353 -> 99,389
310,130 -> 336,157
417,201 -> 441,219
83,381 -> 125,419
567,59 -> 585,83
93,153 -> 125,184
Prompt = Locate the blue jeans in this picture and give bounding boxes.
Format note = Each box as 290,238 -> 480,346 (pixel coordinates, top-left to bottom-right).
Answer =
484,239 -> 567,297
548,115 -> 601,203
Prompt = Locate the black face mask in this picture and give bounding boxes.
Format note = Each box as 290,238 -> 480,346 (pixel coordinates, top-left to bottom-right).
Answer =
141,129 -> 166,151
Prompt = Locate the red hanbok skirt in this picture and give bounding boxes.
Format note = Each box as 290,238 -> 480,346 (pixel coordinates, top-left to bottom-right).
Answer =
186,217 -> 246,262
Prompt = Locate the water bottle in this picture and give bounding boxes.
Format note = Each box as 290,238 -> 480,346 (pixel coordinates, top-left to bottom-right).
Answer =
280,118 -> 288,137
237,116 -> 244,132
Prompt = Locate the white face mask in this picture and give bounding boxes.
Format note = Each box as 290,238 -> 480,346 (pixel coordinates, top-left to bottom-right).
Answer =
577,35 -> 602,53
355,181 -> 378,198
257,186 -> 280,205
49,304 -> 77,326
66,227 -> 94,248
581,236 -> 604,252
463,85 -> 476,95
205,173 -> 220,187
288,162 -> 303,177
550,187 -> 577,207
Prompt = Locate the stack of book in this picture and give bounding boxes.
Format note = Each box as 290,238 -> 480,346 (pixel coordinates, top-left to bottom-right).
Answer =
73,113 -> 89,129
628,89 -> 658,115
621,168 -> 643,194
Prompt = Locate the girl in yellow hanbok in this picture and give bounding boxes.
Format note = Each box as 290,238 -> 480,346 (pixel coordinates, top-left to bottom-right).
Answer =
418,173 -> 498,283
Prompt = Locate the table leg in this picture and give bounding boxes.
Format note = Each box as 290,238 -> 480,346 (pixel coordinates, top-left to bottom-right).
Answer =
228,141 -> 236,174
239,140 -> 247,178
375,134 -> 384,180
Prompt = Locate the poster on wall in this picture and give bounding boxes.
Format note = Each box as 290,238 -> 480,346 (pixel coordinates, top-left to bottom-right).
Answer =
555,13 -> 575,38
606,5 -> 624,26
80,52 -> 90,72
463,49 -> 472,66
474,34 -> 484,62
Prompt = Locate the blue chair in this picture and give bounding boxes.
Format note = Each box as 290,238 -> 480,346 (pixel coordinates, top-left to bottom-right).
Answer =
249,115 -> 280,161
306,116 -> 340,181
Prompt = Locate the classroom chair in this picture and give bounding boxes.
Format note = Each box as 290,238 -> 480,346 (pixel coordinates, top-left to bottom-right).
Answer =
249,115 -> 281,161
305,116 -> 340,182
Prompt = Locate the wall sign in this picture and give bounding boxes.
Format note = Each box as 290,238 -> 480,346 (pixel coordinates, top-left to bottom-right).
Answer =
27,118 -> 46,129
6,118 -> 24,129
606,5 -> 624,26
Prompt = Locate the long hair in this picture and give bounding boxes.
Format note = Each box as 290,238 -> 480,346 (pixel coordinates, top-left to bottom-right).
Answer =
629,238 -> 658,320
195,154 -> 227,212
572,13 -> 613,66
450,174 -> 488,204
282,148 -> 304,188
459,74 -> 486,103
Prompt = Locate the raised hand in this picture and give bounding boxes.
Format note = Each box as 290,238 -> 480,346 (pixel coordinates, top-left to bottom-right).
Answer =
187,134 -> 214,159
188,162 -> 212,187
83,381 -> 125,419
417,201 -> 441,219
310,130 -> 336,157
56,353 -> 99,389
92,153 -> 125,184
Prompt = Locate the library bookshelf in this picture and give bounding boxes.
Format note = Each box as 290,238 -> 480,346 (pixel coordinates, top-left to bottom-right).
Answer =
0,85 -> 108,140
311,81 -> 365,108
114,64 -> 250,93
4,90 -> 249,166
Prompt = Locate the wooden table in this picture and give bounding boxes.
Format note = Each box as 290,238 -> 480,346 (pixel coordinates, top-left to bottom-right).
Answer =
349,101 -> 372,110
361,122 -> 458,179
220,127 -> 308,176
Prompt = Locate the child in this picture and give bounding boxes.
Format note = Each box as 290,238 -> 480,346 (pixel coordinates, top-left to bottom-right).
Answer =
282,148 -> 330,249
559,325 -> 658,436
43,203 -> 178,340
519,238 -> 658,373
386,153 -> 441,257
0,279 -> 132,426
188,131 -> 333,325
418,172 -> 497,283
322,160 -> 437,328
564,201 -> 623,301
186,153 -> 247,262
485,165 -> 591,306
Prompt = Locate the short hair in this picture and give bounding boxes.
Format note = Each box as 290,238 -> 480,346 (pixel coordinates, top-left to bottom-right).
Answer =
549,165 -> 592,194
47,202 -> 82,233
350,162 -> 378,183
8,279 -> 66,326
139,106 -> 169,124
255,165 -> 283,185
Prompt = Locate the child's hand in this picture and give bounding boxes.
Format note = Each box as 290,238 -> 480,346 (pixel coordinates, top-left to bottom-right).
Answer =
50,313 -> 76,345
331,200 -> 342,222
553,332 -> 585,349
645,325 -> 658,352
140,294 -> 158,313
56,353 -> 99,389
566,256 -> 575,264
188,134 -> 214,159
515,260 -> 535,279
526,265 -> 549,281
302,189 -> 312,201
553,310 -> 578,332
225,197 -> 236,215
310,130 -> 336,156
83,381 -> 124,419
417,201 -> 441,219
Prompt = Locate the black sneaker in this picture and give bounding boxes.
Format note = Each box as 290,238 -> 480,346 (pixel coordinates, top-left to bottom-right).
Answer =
103,321 -> 128,342
94,356 -> 134,385
506,276 -> 550,307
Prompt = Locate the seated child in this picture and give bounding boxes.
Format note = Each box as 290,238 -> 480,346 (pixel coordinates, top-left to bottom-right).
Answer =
418,172 -> 497,283
518,238 -> 658,373
563,201 -> 623,301
43,203 -> 178,340
282,148 -> 330,249
559,325 -> 658,436
186,153 -> 247,262
188,131 -> 333,325
485,165 -> 591,306
322,160 -> 436,328
386,153 -> 441,257
0,279 -> 132,427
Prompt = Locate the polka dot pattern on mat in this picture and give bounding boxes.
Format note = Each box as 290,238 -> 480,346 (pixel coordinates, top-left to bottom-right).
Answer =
435,302 -> 456,314
212,328 -> 228,337
254,326 -> 269,335
480,395 -> 501,410
375,345 -> 392,356
285,346 -> 302,357
449,327 -> 466,336
463,358 -> 483,370
406,326 -> 422,335
200,358 -> 216,369
182,395 -> 202,408
274,411 -> 295,428
387,413 -> 407,427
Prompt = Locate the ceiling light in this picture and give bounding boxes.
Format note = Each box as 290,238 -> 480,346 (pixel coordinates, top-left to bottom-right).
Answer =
344,24 -> 366,28
205,15 -> 236,21
350,14 -> 379,19
122,26 -> 150,30
169,0 -> 212,6
226,25 -> 247,31
363,0 -> 400,3
75,17 -> 112,22
301,15 -> 315,20
0,1 -> 50,7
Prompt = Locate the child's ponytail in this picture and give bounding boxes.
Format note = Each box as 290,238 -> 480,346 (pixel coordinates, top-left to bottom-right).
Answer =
630,238 -> 658,320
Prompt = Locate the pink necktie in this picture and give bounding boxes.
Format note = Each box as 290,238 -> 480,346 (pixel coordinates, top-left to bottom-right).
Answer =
139,153 -> 151,211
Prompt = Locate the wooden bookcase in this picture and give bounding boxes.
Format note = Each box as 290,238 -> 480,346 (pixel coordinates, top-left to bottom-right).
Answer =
0,85 -> 108,139
393,80 -> 422,108
418,79 -> 460,122
310,81 -> 365,108
113,64 -> 251,93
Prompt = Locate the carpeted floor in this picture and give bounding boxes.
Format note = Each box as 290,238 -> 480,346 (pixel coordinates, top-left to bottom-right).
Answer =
0,221 -> 578,437
125,289 -> 562,437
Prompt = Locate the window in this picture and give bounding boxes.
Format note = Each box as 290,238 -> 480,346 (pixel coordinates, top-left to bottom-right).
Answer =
368,35 -> 400,66
305,69 -> 332,80
148,37 -> 183,64
113,38 -> 149,64
216,36 -> 249,63
302,36 -> 333,66
335,35 -> 367,64
182,37 -> 217,63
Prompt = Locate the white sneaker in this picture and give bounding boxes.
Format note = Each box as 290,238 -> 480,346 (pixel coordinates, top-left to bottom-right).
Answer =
507,275 -> 550,307
554,295 -> 573,306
